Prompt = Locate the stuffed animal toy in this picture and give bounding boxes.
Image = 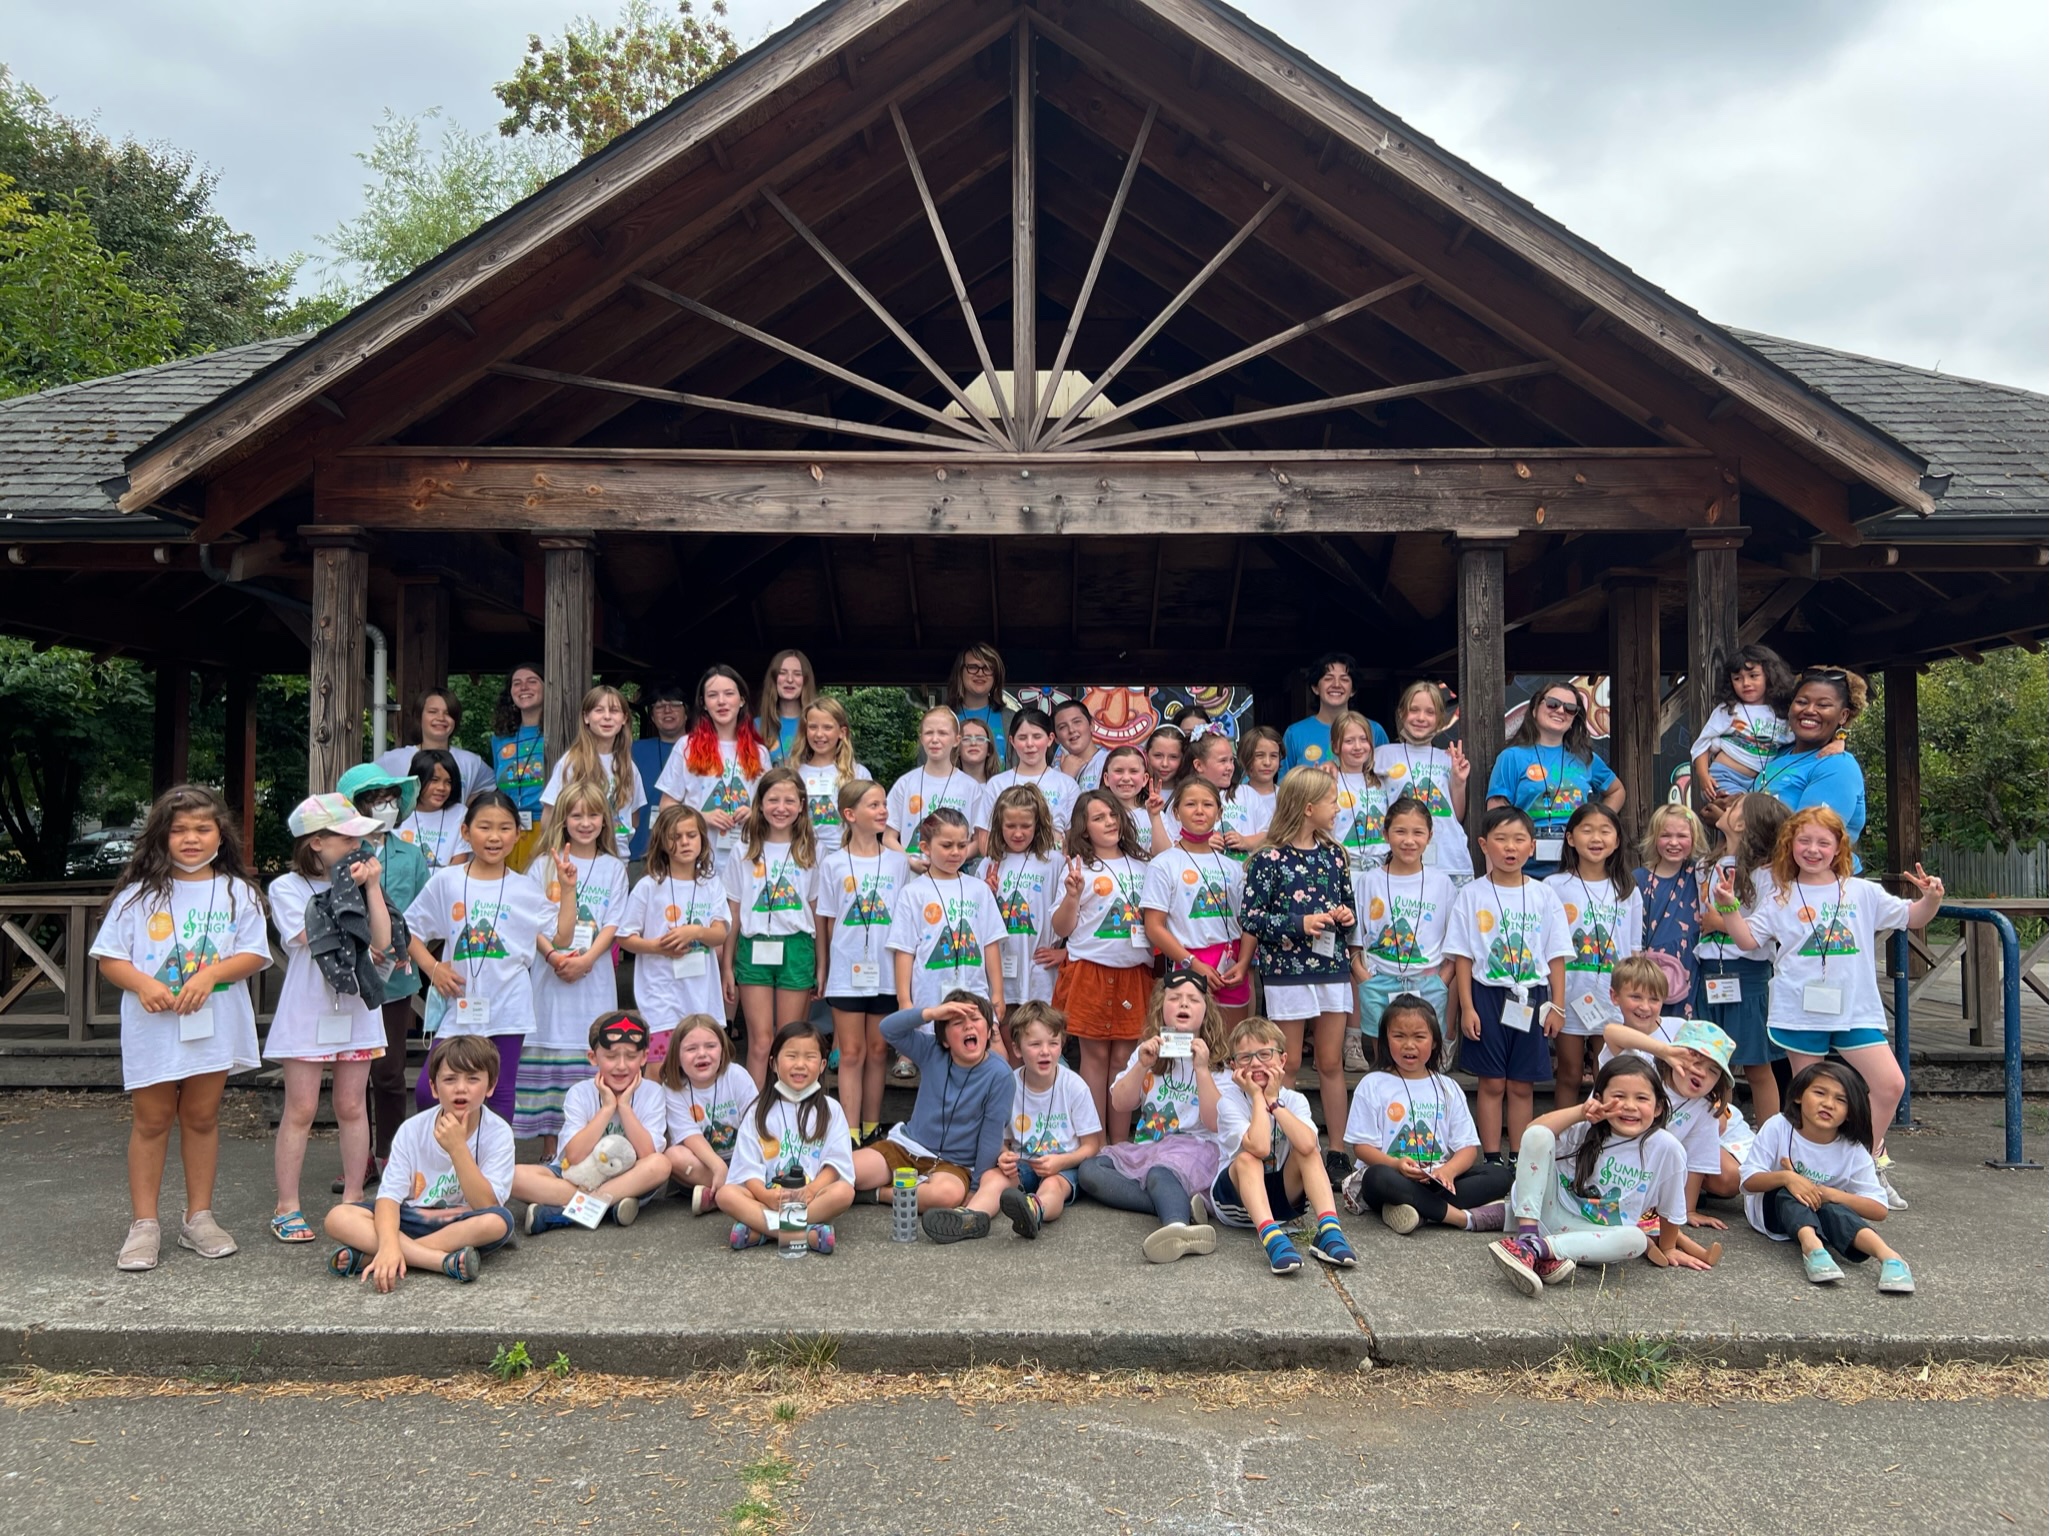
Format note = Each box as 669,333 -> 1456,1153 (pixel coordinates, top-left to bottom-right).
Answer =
560,1134 -> 637,1192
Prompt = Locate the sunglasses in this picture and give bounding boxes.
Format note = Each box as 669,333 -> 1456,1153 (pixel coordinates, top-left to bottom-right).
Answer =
1540,696 -> 1580,715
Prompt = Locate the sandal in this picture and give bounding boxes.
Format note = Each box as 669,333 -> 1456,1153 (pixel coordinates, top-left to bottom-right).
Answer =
117,1218 -> 161,1272
270,1209 -> 315,1243
329,1245 -> 365,1278
440,1245 -> 480,1283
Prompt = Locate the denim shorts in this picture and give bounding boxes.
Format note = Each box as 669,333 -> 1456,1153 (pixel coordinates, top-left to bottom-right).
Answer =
1357,972 -> 1449,1038
1018,1162 -> 1077,1198
353,1199 -> 513,1253
1768,1024 -> 1890,1056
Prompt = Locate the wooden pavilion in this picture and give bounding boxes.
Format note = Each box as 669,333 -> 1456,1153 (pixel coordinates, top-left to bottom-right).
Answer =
6,0 -> 2046,893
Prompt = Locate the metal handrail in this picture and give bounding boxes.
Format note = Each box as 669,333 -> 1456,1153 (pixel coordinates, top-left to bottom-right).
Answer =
1891,905 -> 2040,1170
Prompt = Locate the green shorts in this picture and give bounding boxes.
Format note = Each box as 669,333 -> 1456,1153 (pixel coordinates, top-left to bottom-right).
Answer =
733,930 -> 817,992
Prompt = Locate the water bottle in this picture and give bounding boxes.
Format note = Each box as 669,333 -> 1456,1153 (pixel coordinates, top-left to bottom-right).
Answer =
890,1166 -> 920,1243
778,1196 -> 808,1259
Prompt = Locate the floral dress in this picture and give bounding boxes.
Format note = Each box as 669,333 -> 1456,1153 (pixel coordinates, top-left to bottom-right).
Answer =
1239,840 -> 1356,985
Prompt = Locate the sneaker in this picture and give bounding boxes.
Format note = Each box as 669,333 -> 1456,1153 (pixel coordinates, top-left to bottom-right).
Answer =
921,1207 -> 991,1244
1534,1249 -> 1576,1286
1874,1157 -> 1909,1211
1342,1031 -> 1370,1073
1490,1236 -> 1547,1297
612,1195 -> 640,1228
689,1184 -> 710,1217
523,1202 -> 574,1237
729,1222 -> 769,1251
1481,1151 -> 1509,1169
1141,1221 -> 1216,1264
1189,1191 -> 1209,1229
1380,1202 -> 1422,1236
890,1056 -> 917,1081
1802,1246 -> 1845,1285
1310,1221 -> 1358,1267
116,1218 -> 161,1272
1876,1257 -> 1915,1295
1000,1186 -> 1044,1240
1465,1202 -> 1506,1233
808,1223 -> 836,1255
1263,1229 -> 1305,1275
177,1210 -> 238,1260
1340,1163 -> 1367,1214
1322,1148 -> 1351,1185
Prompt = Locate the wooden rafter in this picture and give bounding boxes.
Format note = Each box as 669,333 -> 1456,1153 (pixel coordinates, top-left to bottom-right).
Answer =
889,102 -> 1015,444
1043,186 -> 1288,445
486,361 -> 985,451
1030,103 -> 1156,448
1012,16 -> 1039,441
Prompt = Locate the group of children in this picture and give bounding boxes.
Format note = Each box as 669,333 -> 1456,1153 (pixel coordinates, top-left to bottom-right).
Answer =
92,646 -> 1934,1300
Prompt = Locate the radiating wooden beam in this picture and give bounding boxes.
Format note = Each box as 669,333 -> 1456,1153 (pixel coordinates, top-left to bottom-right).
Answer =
889,102 -> 1015,446
761,186 -> 1008,446
1043,186 -> 1288,443
1073,360 -> 1555,450
1012,16 -> 1039,441
1053,274 -> 1422,446
1030,103 -> 1156,448
487,360 -> 984,451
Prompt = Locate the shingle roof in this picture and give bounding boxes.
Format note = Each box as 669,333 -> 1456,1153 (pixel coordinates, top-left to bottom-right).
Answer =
1731,329 -> 2049,538
0,337 -> 306,539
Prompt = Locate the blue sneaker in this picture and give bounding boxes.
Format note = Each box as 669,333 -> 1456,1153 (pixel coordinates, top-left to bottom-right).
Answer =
1260,1225 -> 1303,1275
1876,1257 -> 1915,1294
522,1202 -> 573,1237
1310,1219 -> 1357,1268
1802,1245 -> 1844,1285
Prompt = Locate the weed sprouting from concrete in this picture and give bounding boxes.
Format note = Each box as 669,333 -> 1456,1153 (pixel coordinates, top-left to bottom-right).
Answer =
488,1340 -> 535,1382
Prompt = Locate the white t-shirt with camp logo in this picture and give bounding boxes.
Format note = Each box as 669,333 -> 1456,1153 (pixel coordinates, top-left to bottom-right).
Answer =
1330,772 -> 1389,872
1663,1091 -> 1727,1177
887,767 -> 981,861
1374,743 -> 1473,877
526,851 -> 630,1050
1543,873 -> 1644,1034
795,762 -> 871,856
1140,846 -> 1243,952
1113,1053 -> 1220,1147
1547,1121 -> 1690,1228
977,767 -> 1083,838
720,844 -> 818,940
540,749 -> 645,853
1342,1070 -> 1478,1164
90,877 -> 271,1091
988,852 -> 1061,1005
1065,856 -> 1151,968
1007,1063 -> 1102,1159
654,739 -> 764,862
664,1063 -> 758,1161
378,1105 -> 516,1211
728,1094 -> 857,1188
617,873 -> 725,1027
1738,1113 -> 1885,1237
1741,877 -> 1910,1033
404,868 -> 556,1039
559,1075 -> 668,1147
267,872 -> 390,1058
1351,867 -> 1456,983
816,847 -> 910,1000
1218,787 -> 1273,861
1443,876 -> 1572,993
885,873 -> 1007,1010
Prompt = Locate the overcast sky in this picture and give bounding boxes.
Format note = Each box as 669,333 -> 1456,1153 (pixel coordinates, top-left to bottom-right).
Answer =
9,0 -> 2046,389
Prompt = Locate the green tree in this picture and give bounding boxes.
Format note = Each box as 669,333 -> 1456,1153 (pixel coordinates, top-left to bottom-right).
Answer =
0,68 -> 303,351
0,176 -> 181,397
1851,652 -> 2049,855
832,686 -> 924,789
494,0 -> 740,159
0,640 -> 152,878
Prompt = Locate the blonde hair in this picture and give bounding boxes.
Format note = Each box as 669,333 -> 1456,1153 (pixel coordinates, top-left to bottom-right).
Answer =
918,704 -> 962,769
1005,999 -> 1067,1045
741,766 -> 818,867
560,684 -> 636,823
989,784 -> 1058,857
655,1014 -> 730,1091
800,696 -> 858,779
1394,679 -> 1450,742
537,778 -> 620,859
1226,1015 -> 1288,1059
1266,766 -> 1342,851
1330,710 -> 1382,783
1609,953 -> 1670,1002
1639,801 -> 1706,870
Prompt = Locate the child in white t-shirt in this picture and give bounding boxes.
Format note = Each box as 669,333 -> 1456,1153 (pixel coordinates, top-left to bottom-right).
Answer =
887,808 -> 1008,1018
718,1020 -> 856,1254
975,706 -> 1082,846
323,1034 -> 517,1288
1689,645 -> 1795,803
1142,779 -> 1255,1023
982,784 -> 1065,1010
512,1013 -> 672,1233
1349,796 -> 1456,1040
816,779 -> 907,1143
1739,1061 -> 1914,1294
980,1002 -> 1103,1238
1374,681 -> 1473,881
1209,1014 -> 1358,1275
618,805 -> 730,1064
1543,801 -> 1643,1109
657,1016 -> 758,1215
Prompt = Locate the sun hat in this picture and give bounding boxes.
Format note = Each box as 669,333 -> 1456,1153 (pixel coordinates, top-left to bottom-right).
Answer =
287,792 -> 383,839
337,762 -> 420,822
1670,1018 -> 1736,1084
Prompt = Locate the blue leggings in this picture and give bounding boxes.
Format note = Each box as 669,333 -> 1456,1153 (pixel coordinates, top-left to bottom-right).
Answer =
1075,1154 -> 1194,1226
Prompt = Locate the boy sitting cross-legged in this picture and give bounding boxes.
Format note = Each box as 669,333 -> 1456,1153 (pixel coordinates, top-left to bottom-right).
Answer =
1208,1016 -> 1358,1275
514,1011 -> 671,1233
325,1035 -> 516,1287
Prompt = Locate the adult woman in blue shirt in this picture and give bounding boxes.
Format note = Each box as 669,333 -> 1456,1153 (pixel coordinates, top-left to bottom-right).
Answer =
1753,667 -> 1868,860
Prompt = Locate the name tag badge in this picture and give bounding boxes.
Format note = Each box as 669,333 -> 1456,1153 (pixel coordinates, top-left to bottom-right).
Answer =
570,922 -> 596,954
316,999 -> 355,1045
1802,982 -> 1844,1016
1704,974 -> 1743,1005
752,938 -> 786,967
1348,850 -> 1369,873
1533,838 -> 1565,863
561,1191 -> 609,1228
1311,928 -> 1337,959
519,811 -> 534,832
1001,946 -> 1021,979
1130,927 -> 1153,953
455,995 -> 492,1028
179,1002 -> 217,1043
1501,999 -> 1536,1033
848,959 -> 882,994
672,949 -> 709,980
1570,990 -> 1607,1030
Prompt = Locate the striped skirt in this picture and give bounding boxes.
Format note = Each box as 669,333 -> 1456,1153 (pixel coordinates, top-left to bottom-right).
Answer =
513,1045 -> 589,1139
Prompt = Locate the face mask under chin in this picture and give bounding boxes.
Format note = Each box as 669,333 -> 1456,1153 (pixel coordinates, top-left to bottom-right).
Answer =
774,1077 -> 821,1103
171,852 -> 218,874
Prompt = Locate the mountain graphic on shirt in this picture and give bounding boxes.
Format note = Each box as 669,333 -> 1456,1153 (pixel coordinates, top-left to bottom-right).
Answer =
1093,896 -> 1138,941
998,886 -> 1037,935
1369,914 -> 1424,965
1567,917 -> 1617,973
926,918 -> 983,971
1536,784 -> 1585,817
1408,777 -> 1452,816
701,777 -> 749,818
1483,929 -> 1535,982
1560,1172 -> 1627,1226
845,889 -> 891,928
753,872 -> 804,915
1342,808 -> 1381,852
1186,879 -> 1232,921
1386,1118 -> 1446,1164
1134,1099 -> 1180,1143
807,789 -> 840,826
453,916 -> 507,962
1797,914 -> 1860,958
153,934 -> 221,991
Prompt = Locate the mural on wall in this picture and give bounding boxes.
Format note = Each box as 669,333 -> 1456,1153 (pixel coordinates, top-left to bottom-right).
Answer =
1010,686 -> 1256,745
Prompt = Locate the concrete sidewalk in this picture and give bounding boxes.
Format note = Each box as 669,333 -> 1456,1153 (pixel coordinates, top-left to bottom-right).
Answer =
1,1093 -> 2041,1377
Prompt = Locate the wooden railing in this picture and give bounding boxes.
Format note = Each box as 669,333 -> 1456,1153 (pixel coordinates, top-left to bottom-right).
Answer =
1888,897 -> 2049,1045
0,883 -> 119,1042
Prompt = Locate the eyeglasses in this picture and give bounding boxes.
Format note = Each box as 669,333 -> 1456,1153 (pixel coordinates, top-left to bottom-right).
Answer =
1540,696 -> 1580,715
963,661 -> 994,676
1231,1047 -> 1282,1065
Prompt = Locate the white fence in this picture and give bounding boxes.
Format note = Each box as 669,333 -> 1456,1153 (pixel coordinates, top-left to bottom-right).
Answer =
1925,842 -> 2049,899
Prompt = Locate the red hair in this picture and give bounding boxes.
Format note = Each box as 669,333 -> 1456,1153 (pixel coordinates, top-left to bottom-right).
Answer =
684,713 -> 765,777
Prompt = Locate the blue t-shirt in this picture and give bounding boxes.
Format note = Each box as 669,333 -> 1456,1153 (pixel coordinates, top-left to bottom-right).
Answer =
759,714 -> 803,768
1486,744 -> 1617,836
1755,749 -> 1867,870
629,736 -> 680,860
1282,713 -> 1386,774
490,727 -> 546,820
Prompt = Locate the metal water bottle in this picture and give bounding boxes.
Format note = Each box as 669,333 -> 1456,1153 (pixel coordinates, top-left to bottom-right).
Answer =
890,1166 -> 920,1242
775,1168 -> 807,1260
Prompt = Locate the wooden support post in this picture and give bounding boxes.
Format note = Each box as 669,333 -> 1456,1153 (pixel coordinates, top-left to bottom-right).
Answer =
306,528 -> 370,793
1456,533 -> 1514,849
224,672 -> 259,855
541,536 -> 596,773
1011,15 -> 1038,433
1686,525 -> 1746,811
150,665 -> 191,795
1882,664 -> 1922,879
394,575 -> 450,724
1605,575 -> 1661,844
